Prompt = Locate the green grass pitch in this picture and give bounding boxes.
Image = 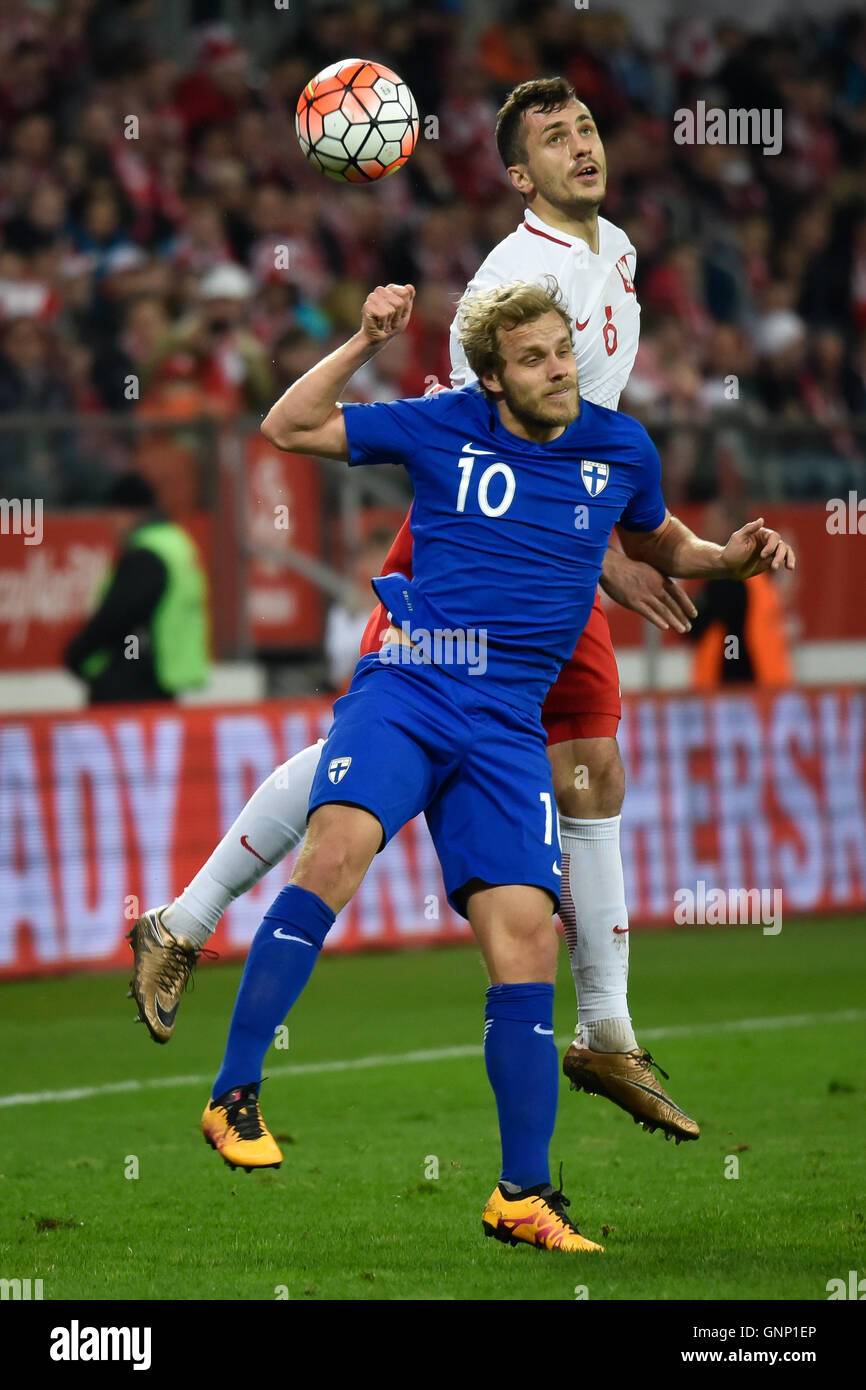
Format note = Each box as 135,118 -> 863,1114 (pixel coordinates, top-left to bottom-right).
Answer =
1,917 -> 864,1301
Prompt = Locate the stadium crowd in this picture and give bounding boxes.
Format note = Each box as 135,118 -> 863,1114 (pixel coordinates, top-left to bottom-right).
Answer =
1,0 -> 865,505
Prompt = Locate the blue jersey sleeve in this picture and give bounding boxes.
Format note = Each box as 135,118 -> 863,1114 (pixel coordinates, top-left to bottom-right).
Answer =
619,430 -> 668,532
341,397 -> 427,469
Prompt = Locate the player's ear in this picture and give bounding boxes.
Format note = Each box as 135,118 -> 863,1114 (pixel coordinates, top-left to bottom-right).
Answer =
507,164 -> 534,198
480,369 -> 503,398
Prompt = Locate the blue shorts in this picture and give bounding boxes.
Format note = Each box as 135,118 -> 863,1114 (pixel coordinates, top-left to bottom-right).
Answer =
307,651 -> 562,918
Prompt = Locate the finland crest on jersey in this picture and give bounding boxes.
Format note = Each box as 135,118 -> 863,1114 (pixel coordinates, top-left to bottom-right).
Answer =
580,460 -> 610,496
328,756 -> 352,784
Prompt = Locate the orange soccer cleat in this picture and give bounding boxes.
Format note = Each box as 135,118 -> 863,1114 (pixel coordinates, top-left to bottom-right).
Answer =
201,1084 -> 283,1172
482,1179 -> 604,1253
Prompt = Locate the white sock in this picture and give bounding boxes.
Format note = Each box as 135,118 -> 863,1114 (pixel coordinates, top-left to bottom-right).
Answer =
163,740 -> 323,948
558,814 -> 637,1053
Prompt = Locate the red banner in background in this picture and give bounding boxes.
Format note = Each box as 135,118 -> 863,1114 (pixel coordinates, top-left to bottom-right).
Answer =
1,687 -> 864,979
0,513 -> 213,671
2,502 -> 862,671
0,697 -> 468,978
245,439 -> 322,649
605,503 -> 866,648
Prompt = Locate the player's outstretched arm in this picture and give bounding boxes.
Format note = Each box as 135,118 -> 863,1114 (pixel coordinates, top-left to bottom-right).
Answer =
260,283 -> 415,458
618,512 -> 796,581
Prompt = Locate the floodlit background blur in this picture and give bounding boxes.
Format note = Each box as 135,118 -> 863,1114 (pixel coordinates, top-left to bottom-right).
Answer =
1,0 -> 864,970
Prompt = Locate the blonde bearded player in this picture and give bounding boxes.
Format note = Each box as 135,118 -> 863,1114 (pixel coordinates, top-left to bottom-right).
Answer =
129,78 -> 700,1142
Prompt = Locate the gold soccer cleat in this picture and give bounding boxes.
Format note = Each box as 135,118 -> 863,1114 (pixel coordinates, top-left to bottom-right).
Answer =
127,907 -> 211,1043
563,1042 -> 700,1143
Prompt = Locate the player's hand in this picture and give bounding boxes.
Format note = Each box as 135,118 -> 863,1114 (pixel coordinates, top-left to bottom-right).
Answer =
361,283 -> 415,344
600,549 -> 697,632
721,518 -> 797,580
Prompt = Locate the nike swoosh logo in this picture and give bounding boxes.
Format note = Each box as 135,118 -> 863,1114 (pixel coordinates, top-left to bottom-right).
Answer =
623,1077 -> 688,1115
613,926 -> 629,934
273,929 -> 314,946
462,443 -> 495,455
241,835 -> 273,866
154,997 -> 179,1028
575,317 -> 590,331
533,1024 -> 554,1035
552,862 -> 562,876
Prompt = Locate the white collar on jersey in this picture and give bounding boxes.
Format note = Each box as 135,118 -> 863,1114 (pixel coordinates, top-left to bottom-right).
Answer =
521,206 -> 594,260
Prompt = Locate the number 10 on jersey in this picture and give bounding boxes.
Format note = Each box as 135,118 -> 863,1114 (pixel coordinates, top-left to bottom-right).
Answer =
456,455 -> 516,518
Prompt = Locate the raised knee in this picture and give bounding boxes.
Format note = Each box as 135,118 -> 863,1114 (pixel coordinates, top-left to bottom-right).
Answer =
293,810 -> 379,909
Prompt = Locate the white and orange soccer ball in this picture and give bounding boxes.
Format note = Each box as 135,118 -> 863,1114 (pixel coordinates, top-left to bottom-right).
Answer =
295,58 -> 419,183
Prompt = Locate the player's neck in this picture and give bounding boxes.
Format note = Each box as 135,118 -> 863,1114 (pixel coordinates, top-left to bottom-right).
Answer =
527,196 -> 600,254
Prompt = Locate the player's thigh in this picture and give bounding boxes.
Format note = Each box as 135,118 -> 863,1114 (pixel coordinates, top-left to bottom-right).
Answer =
547,735 -> 625,818
292,803 -> 385,913
308,658 -> 460,860
426,707 -> 562,921
466,882 -> 559,985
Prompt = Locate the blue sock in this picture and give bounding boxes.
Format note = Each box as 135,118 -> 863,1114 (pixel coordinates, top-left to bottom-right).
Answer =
212,885 -> 334,1100
484,982 -> 558,1190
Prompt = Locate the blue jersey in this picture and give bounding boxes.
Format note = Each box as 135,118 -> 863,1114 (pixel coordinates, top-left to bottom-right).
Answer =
341,384 -> 666,712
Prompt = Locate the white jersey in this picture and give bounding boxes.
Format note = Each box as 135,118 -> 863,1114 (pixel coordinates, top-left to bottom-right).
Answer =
449,206 -> 640,411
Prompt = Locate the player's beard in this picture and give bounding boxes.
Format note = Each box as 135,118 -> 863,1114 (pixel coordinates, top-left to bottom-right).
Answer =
538,167 -> 607,220
500,377 -> 580,433
551,183 -> 606,219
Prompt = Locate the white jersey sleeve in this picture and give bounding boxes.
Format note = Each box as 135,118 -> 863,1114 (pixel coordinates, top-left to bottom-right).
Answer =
449,211 -> 640,410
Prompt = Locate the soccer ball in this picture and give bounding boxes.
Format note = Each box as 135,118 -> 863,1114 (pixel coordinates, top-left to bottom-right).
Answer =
295,58 -> 419,183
